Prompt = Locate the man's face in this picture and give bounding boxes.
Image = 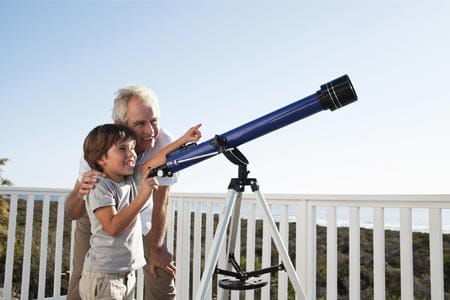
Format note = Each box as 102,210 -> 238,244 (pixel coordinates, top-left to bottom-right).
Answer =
125,96 -> 160,154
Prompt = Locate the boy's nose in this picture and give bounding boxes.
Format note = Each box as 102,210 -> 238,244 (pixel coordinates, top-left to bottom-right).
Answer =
126,148 -> 136,157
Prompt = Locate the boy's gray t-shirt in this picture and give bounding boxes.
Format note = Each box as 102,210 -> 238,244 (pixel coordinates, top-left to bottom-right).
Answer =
83,176 -> 146,273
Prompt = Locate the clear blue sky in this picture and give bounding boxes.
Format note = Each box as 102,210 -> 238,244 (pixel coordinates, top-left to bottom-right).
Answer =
1,1 -> 449,194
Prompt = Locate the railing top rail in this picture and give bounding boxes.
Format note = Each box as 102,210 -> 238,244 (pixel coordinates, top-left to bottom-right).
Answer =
171,192 -> 450,202
0,186 -> 71,194
1,188 -> 449,205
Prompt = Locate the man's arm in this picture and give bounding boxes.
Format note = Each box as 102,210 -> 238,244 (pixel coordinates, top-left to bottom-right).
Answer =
65,170 -> 104,220
147,185 -> 176,278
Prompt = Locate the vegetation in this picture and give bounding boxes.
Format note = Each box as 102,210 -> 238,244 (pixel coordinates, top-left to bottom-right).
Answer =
0,158 -> 12,186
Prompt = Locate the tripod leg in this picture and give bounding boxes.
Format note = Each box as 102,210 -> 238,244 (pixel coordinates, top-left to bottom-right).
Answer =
195,189 -> 239,300
219,192 -> 243,300
253,189 -> 308,300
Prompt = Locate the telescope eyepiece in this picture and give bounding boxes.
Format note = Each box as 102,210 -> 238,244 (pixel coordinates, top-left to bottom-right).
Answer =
317,74 -> 358,111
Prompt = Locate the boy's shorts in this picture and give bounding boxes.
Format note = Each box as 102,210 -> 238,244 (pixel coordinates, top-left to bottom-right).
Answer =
79,270 -> 136,300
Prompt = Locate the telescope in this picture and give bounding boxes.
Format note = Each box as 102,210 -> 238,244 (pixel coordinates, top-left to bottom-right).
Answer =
153,75 -> 357,299
151,74 -> 357,177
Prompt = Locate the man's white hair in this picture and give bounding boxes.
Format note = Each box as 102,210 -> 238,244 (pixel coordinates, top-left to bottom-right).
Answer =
112,85 -> 160,123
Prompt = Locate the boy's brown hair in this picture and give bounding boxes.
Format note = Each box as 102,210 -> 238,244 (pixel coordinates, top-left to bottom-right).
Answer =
83,124 -> 136,171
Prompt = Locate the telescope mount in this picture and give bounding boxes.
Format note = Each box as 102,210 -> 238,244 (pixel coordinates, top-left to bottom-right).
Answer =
195,138 -> 307,300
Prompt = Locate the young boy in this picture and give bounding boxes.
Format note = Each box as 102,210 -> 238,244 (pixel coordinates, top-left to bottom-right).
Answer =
79,123 -> 201,300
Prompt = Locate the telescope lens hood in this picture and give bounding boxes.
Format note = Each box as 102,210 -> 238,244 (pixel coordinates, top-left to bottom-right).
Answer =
317,74 -> 358,111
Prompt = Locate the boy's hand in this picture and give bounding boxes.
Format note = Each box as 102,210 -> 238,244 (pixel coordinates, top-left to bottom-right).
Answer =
141,169 -> 159,194
180,123 -> 202,144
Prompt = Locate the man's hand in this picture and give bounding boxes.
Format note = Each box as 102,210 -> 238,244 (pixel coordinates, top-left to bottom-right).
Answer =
65,170 -> 105,220
148,246 -> 176,278
77,170 -> 105,197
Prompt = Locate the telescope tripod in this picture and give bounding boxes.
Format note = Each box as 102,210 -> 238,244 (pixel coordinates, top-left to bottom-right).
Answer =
194,149 -> 307,300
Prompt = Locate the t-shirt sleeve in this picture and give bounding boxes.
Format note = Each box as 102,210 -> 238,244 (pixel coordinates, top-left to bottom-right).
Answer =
86,178 -> 116,213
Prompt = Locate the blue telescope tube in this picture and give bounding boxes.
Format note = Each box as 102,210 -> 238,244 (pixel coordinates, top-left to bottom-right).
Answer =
152,74 -> 357,177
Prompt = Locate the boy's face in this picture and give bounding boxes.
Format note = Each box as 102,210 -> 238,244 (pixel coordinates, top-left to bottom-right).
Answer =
125,96 -> 160,154
97,137 -> 137,182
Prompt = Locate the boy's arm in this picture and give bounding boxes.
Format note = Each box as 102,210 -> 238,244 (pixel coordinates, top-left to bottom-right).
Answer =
95,189 -> 153,237
142,124 -> 202,171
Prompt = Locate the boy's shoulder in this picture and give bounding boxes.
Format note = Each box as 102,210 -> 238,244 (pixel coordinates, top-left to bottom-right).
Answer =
94,176 -> 135,192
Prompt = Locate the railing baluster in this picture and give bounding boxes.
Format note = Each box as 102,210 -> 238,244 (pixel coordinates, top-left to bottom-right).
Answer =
217,202 -> 227,300
261,203 -> 272,300
373,207 -> 386,300
53,195 -> 65,296
400,207 -> 414,299
38,194 -> 51,299
278,204 -> 289,299
69,220 -> 76,283
175,197 -> 185,297
327,205 -> 337,300
167,196 -> 175,255
182,200 -> 192,297
245,202 -> 256,300
193,200 -> 202,296
349,207 -> 360,300
3,193 -> 18,300
429,208 -> 444,299
296,201 -> 307,300
230,215 -> 241,300
306,204 -> 316,300
204,202 -> 213,299
20,195 -> 34,300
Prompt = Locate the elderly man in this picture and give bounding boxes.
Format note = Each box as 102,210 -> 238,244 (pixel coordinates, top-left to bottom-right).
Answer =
65,85 -> 177,299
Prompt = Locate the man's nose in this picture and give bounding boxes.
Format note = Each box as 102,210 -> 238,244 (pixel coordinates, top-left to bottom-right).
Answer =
143,121 -> 155,135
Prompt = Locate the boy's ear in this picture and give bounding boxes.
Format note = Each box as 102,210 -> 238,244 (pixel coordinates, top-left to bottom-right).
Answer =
97,155 -> 107,168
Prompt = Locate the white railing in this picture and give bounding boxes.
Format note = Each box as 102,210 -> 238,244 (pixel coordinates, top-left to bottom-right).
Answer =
1,187 -> 449,299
